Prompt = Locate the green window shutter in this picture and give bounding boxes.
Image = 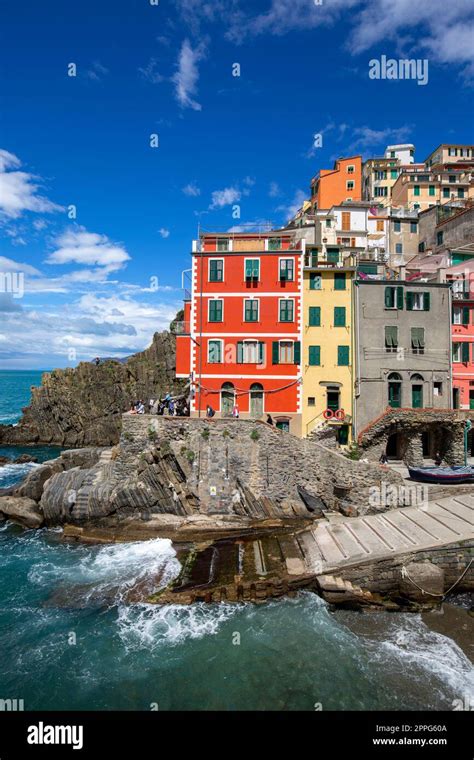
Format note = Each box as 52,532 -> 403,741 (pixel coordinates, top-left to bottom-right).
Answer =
411,327 -> 424,348
253,260 -> 260,278
237,342 -> 244,363
245,260 -> 253,278
334,273 -> 346,290
414,185 -> 420,196
384,286 -> 393,308
272,341 -> 279,364
423,292 -> 430,311
463,307 -> 470,325
244,300 -> 251,320
208,341 -> 221,362
310,273 -> 321,290
406,292 -> 414,311
210,261 -> 217,281
391,170 -> 397,179
209,300 -> 222,321
462,342 -> 470,363
258,342 -> 265,364
429,185 -> 435,196
308,346 -> 320,366
337,346 -> 350,366
334,306 -> 346,326
385,326 -> 398,347
397,286 -> 404,310
293,341 -> 301,364
327,249 -> 339,264
309,306 -> 320,326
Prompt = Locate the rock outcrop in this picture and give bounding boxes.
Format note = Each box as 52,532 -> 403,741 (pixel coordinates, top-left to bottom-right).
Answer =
0,329 -> 183,447
0,496 -> 43,529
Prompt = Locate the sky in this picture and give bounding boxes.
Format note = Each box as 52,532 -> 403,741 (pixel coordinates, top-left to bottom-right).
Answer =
0,0 -> 473,369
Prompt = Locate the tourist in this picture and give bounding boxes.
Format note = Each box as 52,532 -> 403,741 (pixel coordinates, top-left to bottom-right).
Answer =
266,414 -> 274,426
137,401 -> 145,415
148,399 -> 155,413
379,451 -> 388,465
94,357 -> 100,366
168,399 -> 175,416
232,403 -> 240,419
129,403 -> 137,415
206,405 -> 215,418
434,451 -> 442,466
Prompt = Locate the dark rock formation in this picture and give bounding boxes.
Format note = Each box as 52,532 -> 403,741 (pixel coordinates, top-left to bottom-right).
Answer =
0,329 -> 183,448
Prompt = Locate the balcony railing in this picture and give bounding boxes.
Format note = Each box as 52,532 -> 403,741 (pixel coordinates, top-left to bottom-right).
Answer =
452,289 -> 471,300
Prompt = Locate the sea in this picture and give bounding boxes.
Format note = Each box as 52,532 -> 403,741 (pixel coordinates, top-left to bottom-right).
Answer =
0,370 -> 473,711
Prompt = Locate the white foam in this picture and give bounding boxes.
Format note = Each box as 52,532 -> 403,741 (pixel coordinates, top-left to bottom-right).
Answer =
0,462 -> 39,488
117,601 -> 240,649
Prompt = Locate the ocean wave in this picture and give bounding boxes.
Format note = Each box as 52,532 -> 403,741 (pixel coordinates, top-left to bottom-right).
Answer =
0,462 -> 40,489
116,601 -> 241,649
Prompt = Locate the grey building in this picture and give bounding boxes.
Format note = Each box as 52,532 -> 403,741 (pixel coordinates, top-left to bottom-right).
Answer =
354,279 -> 452,441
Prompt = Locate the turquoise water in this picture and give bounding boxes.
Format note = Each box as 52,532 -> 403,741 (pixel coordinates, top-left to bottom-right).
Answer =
0,370 -> 44,425
0,372 -> 473,711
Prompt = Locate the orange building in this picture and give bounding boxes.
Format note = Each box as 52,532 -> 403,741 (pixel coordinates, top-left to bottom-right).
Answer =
311,155 -> 362,211
175,231 -> 303,434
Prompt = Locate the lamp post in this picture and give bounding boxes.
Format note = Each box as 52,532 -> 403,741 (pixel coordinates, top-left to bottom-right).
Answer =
464,419 -> 472,466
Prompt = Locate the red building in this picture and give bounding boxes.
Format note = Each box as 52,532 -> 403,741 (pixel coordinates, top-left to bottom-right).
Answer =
448,260 -> 474,410
175,230 -> 303,434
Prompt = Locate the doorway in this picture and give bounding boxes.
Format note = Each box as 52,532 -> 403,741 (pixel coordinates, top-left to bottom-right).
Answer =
388,373 -> 402,408
386,433 -> 398,459
221,382 -> 235,417
453,387 -> 460,409
326,390 -> 340,412
250,383 -> 264,417
421,431 -> 431,458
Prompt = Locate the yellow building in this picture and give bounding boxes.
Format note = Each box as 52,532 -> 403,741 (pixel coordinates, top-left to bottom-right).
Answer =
301,246 -> 356,444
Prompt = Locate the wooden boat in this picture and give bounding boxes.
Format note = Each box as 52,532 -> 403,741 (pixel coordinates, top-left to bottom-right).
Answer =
408,465 -> 474,484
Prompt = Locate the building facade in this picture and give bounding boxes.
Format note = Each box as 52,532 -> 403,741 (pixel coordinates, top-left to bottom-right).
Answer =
176,231 -> 303,434
302,246 -> 355,443
310,156 -> 362,211
447,262 -> 474,411
354,280 -> 452,439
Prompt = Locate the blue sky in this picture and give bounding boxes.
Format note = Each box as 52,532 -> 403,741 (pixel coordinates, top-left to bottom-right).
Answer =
0,0 -> 473,368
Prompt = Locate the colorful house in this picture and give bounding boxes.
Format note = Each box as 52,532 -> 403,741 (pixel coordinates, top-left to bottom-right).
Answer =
310,156 -> 362,211
301,245 -> 355,443
175,231 -> 303,434
447,261 -> 474,410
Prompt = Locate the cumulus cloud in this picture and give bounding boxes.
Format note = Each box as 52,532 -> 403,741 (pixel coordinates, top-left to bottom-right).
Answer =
172,39 -> 207,110
209,186 -> 241,209
182,182 -> 201,196
276,189 -> 308,222
138,58 -> 165,84
0,149 -> 63,220
85,61 -> 109,82
159,228 -> 170,238
46,227 -> 130,271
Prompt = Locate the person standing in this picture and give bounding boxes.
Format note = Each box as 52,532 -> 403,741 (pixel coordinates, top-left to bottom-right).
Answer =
232,403 -> 240,419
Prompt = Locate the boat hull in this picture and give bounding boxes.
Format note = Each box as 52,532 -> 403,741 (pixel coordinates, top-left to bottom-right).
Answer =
408,466 -> 474,484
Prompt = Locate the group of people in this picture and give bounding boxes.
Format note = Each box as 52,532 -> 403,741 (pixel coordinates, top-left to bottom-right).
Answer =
205,403 -> 274,426
129,394 -> 190,417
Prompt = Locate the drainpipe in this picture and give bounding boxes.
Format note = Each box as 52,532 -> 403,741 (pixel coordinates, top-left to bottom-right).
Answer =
353,279 -> 360,439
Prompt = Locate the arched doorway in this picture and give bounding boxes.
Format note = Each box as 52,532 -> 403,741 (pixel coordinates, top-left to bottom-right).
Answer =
250,383 -> 264,417
221,382 -> 235,417
411,373 -> 424,409
388,373 -> 402,408
386,433 -> 399,459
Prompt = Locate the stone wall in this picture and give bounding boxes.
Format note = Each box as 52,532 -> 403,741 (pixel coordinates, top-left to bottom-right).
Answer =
122,414 -> 405,515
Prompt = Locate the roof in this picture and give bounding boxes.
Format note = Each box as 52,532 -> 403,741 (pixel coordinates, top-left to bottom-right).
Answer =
405,252 -> 451,271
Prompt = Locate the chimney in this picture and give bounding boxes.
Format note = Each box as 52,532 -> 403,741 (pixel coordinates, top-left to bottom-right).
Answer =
438,267 -> 446,283
399,265 -> 406,281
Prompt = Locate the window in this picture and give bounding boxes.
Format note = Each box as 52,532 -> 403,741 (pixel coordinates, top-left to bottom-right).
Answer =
279,299 -> 294,322
310,273 -> 322,290
449,148 -> 456,156
268,237 -> 282,251
406,291 -> 430,311
337,346 -> 350,366
410,222 -> 418,233
411,327 -> 425,354
388,373 -> 402,408
217,238 -> 229,252
413,185 -> 420,196
396,244 -> 403,254
419,242 -> 425,253
326,248 -> 339,264
376,220 -> 384,231
443,187 -> 450,198
209,259 -> 224,282
453,306 -> 462,325
449,175 -> 456,183
437,231 -> 444,246
384,286 -> 404,310
458,188 -> 465,198
209,299 -> 223,322
309,306 -> 320,326
375,171 -> 386,180
429,185 -> 435,196
208,340 -> 222,363
347,165 -> 355,174
308,397 -> 316,406
341,212 -> 351,231
453,342 -> 470,363
385,326 -> 398,352
375,187 -> 388,197
279,259 -> 294,281
334,273 -> 346,290
325,218 -> 332,227
245,259 -> 260,280
390,151 -> 395,158
308,346 -> 320,366
272,340 -> 300,364
334,306 -> 346,327
434,382 -> 443,396
391,170 -> 398,179
394,220 -> 401,232
237,340 -> 264,364
414,203 -> 420,209
453,343 -> 461,362
346,181 -> 354,190
244,299 -> 259,322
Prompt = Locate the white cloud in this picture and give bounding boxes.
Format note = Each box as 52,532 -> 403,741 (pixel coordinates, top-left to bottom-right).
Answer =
209,186 -> 241,209
138,58 -> 165,84
268,182 -> 281,197
276,189 -> 308,222
182,182 -> 201,196
0,149 -> 63,220
85,61 -> 109,81
46,227 -> 130,271
159,228 -> 170,238
172,38 -> 207,110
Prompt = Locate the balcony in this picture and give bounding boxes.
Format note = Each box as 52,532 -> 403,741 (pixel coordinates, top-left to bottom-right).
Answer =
452,289 -> 471,301
170,321 -> 191,335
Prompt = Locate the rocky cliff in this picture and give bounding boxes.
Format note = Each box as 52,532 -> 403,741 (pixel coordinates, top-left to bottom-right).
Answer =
0,330 -> 183,447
